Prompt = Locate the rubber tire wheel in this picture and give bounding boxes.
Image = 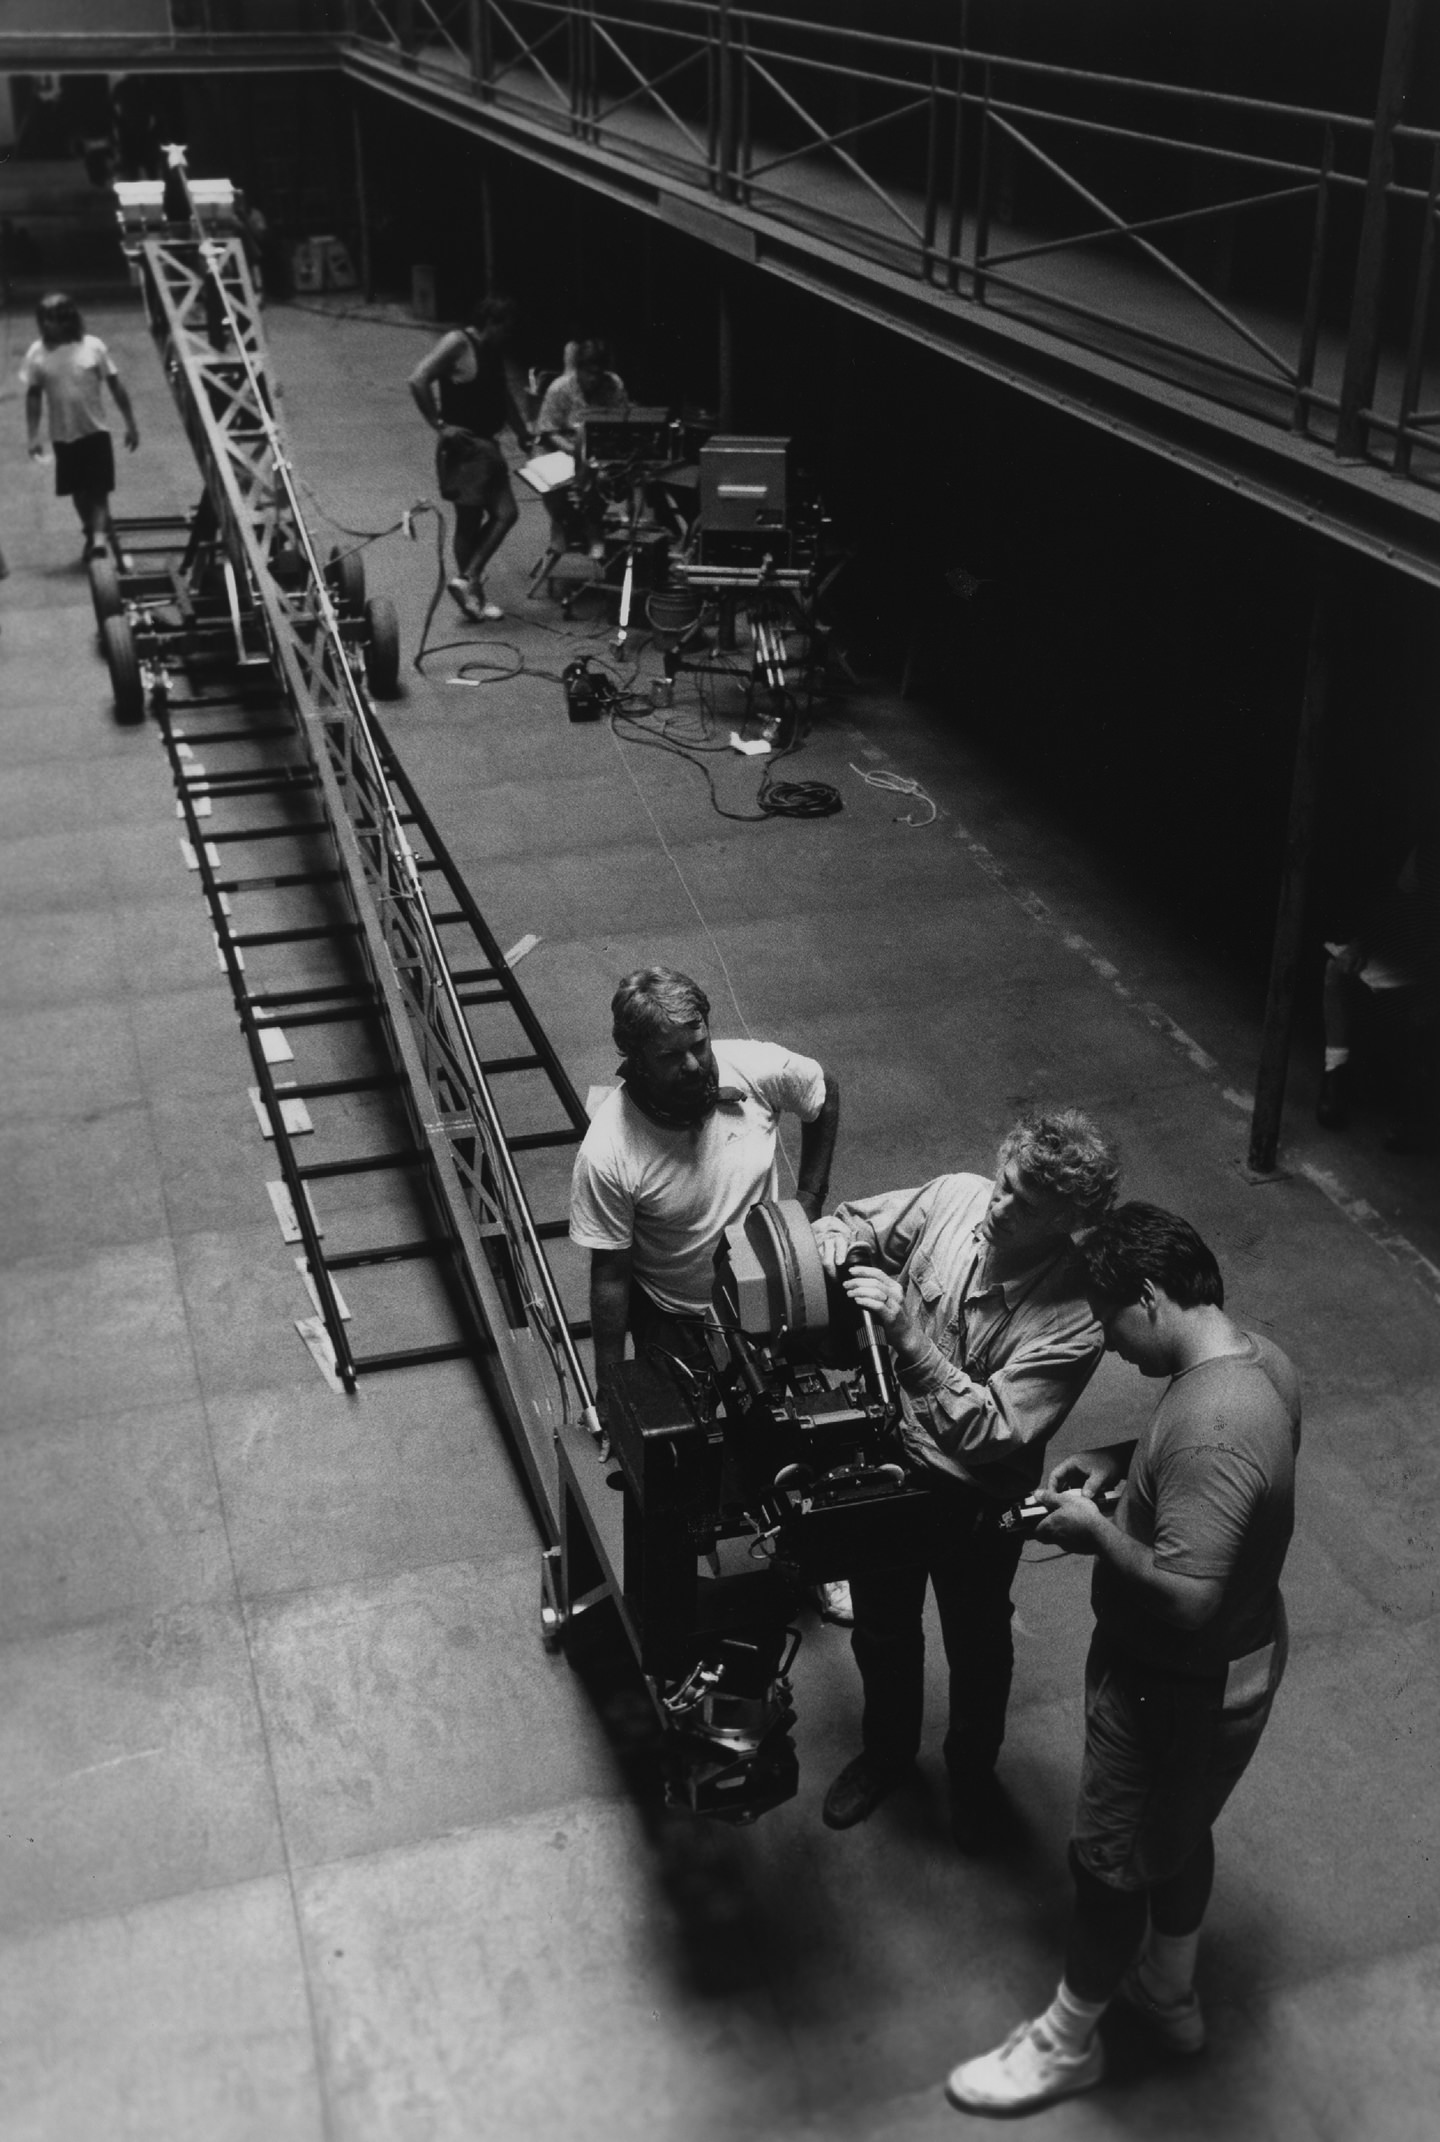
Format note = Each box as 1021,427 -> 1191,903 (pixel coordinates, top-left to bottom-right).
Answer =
102,613 -> 145,725
363,595 -> 401,698
89,552 -> 124,628
327,542 -> 365,616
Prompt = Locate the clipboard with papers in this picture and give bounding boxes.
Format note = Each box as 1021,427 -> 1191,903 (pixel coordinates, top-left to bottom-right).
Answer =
517,450 -> 576,495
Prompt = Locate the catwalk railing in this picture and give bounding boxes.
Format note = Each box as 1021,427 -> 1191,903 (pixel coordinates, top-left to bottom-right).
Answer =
5,5 -> 1434,484
341,0 -> 1439,485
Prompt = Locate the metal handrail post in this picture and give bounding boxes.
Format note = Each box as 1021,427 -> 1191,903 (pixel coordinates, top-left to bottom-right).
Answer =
1248,558 -> 1336,1176
470,0 -> 490,97
1292,123 -> 1333,435
946,48 -> 966,292
1393,137 -> 1440,475
717,0 -> 736,203
739,13 -> 752,206
1336,0 -> 1423,458
973,57 -> 994,303
706,9 -> 719,191
921,51 -> 940,282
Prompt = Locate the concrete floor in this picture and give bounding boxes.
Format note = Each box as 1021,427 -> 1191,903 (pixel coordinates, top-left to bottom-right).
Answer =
1,295 -> 1437,2142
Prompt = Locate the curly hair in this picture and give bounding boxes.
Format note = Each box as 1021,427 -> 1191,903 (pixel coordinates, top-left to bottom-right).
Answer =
611,967 -> 710,1058
1080,1201 -> 1224,1311
997,1109 -> 1120,1223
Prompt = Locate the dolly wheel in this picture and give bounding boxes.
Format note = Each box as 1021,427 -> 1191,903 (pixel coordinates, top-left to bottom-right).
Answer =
540,1548 -> 567,1653
102,613 -> 145,725
326,542 -> 366,616
363,595 -> 401,697
89,552 -> 124,628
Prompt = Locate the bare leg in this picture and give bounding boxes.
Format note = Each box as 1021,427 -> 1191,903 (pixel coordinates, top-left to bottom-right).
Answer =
74,488 -> 120,559
464,469 -> 519,585
452,502 -> 485,582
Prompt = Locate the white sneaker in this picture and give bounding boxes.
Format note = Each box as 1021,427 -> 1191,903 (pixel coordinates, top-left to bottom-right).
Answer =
448,576 -> 481,621
814,1580 -> 854,1626
945,2017 -> 1104,2116
1117,1964 -> 1206,2053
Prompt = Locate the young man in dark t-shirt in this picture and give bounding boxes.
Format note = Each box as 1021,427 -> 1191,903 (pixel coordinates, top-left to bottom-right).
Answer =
946,1203 -> 1301,2117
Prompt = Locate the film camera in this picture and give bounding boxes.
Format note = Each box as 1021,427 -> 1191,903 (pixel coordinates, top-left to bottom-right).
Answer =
601,1201 -> 930,1822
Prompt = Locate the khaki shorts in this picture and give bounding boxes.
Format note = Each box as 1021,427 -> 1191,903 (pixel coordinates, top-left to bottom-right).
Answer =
1071,1621 -> 1285,1891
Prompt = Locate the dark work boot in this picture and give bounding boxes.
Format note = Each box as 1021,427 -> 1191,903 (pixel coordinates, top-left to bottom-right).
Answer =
821,1752 -> 911,1830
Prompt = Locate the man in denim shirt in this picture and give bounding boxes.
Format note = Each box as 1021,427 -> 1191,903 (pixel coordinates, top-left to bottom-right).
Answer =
812,1110 -> 1119,1845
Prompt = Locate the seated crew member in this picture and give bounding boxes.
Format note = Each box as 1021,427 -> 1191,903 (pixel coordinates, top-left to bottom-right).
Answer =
535,338 -> 628,558
946,1204 -> 1300,2116
569,968 -> 848,1618
408,294 -> 531,623
813,1111 -> 1119,1844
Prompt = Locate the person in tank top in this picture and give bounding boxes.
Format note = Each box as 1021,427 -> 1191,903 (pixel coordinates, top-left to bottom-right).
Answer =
409,294 -> 531,621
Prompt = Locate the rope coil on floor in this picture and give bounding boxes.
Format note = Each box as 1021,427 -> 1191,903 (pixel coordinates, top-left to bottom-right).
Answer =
848,762 -> 938,826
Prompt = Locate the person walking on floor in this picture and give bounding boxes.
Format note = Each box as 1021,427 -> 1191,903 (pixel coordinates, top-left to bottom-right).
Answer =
408,294 -> 531,624
22,293 -> 140,564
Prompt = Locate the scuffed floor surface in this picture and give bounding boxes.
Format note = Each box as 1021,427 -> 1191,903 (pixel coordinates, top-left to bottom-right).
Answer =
0,296 -> 1436,2141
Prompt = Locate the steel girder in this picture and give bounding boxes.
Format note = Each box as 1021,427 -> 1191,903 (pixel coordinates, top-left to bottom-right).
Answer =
129,171 -> 599,1501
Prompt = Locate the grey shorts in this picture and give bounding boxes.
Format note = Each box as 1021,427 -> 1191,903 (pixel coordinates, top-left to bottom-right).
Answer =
1071,1626 -> 1283,1892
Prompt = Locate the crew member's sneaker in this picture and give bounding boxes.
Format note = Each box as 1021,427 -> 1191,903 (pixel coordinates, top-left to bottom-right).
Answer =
448,576 -> 481,621
945,2017 -> 1105,2115
1116,1965 -> 1206,2053
821,1752 -> 910,1830
814,1579 -> 854,1626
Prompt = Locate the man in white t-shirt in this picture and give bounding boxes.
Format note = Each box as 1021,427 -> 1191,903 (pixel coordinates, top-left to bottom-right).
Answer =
570,963 -> 839,1403
22,292 -> 140,563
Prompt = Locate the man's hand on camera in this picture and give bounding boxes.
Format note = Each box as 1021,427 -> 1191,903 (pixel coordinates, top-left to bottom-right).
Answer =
842,1264 -> 916,1349
1048,1448 -> 1127,1500
1032,1487 -> 1111,1553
